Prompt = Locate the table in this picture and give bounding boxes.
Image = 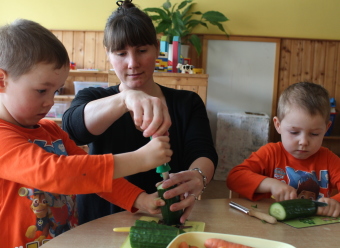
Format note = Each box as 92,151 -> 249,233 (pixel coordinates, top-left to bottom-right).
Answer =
40,198 -> 340,248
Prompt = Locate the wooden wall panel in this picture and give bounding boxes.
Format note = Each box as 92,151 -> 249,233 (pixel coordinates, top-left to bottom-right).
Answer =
301,40 -> 314,82
312,41 -> 326,85
52,30 -> 110,72
73,31 -> 85,69
278,39 -> 340,100
276,38 -> 340,151
51,30 -> 340,153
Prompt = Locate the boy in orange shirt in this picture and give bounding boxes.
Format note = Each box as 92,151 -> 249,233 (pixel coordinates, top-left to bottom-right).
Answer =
227,82 -> 340,218
0,19 -> 172,248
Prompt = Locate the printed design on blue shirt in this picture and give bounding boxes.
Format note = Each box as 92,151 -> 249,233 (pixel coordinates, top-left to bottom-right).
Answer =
18,139 -> 77,247
285,166 -> 329,200
274,168 -> 286,180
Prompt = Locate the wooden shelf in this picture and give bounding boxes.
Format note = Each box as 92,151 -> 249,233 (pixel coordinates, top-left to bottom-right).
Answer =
54,95 -> 75,100
108,71 -> 209,104
69,70 -> 108,77
324,136 -> 340,140
44,117 -> 62,122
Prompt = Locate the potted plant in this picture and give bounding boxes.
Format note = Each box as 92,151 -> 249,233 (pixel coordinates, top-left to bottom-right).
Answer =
144,0 -> 229,57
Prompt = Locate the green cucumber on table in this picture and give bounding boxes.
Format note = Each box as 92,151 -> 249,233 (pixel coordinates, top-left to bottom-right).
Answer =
129,220 -> 180,248
157,183 -> 183,225
269,199 -> 319,220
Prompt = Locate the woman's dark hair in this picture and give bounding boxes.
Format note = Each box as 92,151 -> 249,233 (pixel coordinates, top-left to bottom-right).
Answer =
104,0 -> 158,52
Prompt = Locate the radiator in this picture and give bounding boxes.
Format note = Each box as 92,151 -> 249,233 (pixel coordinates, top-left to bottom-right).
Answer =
214,112 -> 270,181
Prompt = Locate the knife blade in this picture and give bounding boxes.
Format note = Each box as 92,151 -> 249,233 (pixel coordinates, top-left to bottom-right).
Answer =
229,201 -> 277,224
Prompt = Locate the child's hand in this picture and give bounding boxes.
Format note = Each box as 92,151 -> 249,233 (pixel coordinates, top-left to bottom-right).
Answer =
316,197 -> 340,217
133,192 -> 165,215
257,178 -> 297,201
270,180 -> 297,201
136,136 -> 172,171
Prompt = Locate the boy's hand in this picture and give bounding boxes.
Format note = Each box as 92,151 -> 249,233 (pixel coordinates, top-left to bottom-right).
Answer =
257,178 -> 297,201
316,197 -> 340,217
133,192 -> 164,215
136,136 -> 172,171
270,180 -> 297,201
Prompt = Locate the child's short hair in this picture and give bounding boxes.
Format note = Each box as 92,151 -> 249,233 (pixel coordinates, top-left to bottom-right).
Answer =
0,19 -> 69,79
103,0 -> 158,52
277,82 -> 330,123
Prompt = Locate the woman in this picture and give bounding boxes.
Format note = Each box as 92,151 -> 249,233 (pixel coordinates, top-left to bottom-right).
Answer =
62,0 -> 218,224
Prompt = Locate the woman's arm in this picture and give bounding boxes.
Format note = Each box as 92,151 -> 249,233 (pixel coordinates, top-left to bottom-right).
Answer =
63,88 -> 171,142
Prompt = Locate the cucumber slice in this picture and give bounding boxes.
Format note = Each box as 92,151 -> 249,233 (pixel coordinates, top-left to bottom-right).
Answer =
269,202 -> 288,220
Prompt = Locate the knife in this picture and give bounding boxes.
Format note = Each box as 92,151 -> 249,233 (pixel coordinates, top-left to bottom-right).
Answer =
229,201 -> 277,224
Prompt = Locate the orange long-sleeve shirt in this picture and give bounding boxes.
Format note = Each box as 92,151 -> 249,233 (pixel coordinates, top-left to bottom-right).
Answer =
0,119 -> 144,248
227,142 -> 340,202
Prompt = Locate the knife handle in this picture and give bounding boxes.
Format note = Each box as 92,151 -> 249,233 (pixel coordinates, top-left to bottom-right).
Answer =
249,209 -> 277,224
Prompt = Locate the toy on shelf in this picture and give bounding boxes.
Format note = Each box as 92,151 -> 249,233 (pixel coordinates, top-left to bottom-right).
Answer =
176,63 -> 194,74
193,68 -> 204,74
70,62 -> 76,70
172,36 -> 181,73
160,36 -> 169,54
155,51 -> 169,72
325,98 -> 337,136
183,58 -> 191,65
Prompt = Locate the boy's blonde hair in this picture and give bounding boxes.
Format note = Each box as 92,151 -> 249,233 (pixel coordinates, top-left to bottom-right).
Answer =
0,19 -> 69,79
277,82 -> 330,124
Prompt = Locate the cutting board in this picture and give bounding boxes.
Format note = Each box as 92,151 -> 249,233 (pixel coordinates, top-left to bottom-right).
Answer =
120,216 -> 205,248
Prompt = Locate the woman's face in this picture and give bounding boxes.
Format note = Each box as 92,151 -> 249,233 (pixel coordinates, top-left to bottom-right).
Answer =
107,44 -> 158,90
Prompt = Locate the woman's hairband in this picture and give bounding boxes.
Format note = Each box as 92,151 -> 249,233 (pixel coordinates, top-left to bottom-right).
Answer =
116,0 -> 132,10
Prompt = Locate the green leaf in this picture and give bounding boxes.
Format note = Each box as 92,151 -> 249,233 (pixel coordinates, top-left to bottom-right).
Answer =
173,11 -> 185,32
188,34 -> 202,57
191,11 -> 202,15
156,20 -> 172,34
144,8 -> 170,21
148,15 -> 162,22
180,2 -> 195,16
178,0 -> 189,10
208,21 -> 228,35
202,11 -> 228,22
186,19 -> 202,30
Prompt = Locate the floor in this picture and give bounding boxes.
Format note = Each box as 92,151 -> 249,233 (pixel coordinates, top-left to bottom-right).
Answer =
201,180 -> 230,199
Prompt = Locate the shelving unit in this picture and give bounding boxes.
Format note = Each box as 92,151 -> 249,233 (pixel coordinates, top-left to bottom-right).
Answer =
45,70 -> 108,124
108,70 -> 209,104
45,70 -> 209,124
323,136 -> 340,156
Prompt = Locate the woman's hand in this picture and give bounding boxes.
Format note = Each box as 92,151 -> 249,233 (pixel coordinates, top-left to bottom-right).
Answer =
158,170 -> 205,223
122,90 -> 171,137
316,197 -> 340,218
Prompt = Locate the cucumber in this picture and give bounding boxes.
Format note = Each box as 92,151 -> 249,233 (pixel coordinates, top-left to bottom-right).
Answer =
269,199 -> 317,220
129,221 -> 179,248
134,220 -> 177,230
157,183 -> 183,225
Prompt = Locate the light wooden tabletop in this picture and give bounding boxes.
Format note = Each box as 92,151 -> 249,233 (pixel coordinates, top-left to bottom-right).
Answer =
40,198 -> 340,248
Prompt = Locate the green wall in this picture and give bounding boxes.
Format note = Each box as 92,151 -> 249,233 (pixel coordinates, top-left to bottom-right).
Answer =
2,0 -> 340,40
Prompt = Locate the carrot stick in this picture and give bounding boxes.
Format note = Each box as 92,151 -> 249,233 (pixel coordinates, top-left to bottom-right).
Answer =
179,241 -> 190,248
204,238 -> 254,248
